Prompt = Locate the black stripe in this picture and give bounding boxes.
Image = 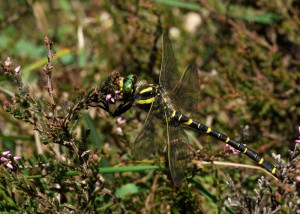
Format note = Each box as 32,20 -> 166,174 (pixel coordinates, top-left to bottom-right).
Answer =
178,115 -> 190,123
179,116 -> 277,176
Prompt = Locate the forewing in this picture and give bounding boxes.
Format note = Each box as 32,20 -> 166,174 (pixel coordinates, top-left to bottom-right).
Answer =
133,97 -> 164,160
159,33 -> 181,94
160,33 -> 200,115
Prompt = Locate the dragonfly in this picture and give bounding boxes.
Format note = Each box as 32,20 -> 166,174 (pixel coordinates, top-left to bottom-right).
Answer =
104,33 -> 278,186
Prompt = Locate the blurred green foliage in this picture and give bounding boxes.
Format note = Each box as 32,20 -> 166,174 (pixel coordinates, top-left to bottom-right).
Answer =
0,0 -> 299,213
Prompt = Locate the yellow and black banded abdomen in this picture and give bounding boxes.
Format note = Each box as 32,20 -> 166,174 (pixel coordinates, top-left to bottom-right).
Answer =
169,109 -> 277,176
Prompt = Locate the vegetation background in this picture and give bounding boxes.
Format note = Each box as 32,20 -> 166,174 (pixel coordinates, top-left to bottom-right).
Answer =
0,0 -> 299,213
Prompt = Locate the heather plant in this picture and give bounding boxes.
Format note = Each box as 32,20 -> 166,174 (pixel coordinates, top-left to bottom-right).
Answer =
0,37 -> 123,212
0,1 -> 299,213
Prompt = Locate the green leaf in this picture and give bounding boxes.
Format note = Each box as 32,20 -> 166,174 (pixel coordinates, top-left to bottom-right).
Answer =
228,5 -> 281,24
0,187 -> 17,208
82,113 -> 103,148
0,135 -> 33,142
153,0 -> 280,24
115,183 -> 139,198
153,0 -> 200,10
42,100 -> 52,107
24,165 -> 159,179
98,165 -> 159,174
22,48 -> 72,74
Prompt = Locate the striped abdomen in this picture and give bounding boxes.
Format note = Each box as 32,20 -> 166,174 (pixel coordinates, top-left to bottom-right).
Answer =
168,109 -> 277,176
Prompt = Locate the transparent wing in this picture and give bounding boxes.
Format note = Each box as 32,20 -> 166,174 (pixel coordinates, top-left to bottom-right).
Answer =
133,97 -> 164,160
165,110 -> 191,186
159,33 -> 200,114
159,33 -> 180,94
169,64 -> 200,114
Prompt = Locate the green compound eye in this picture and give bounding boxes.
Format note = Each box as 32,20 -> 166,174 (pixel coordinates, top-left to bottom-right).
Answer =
127,74 -> 137,84
122,74 -> 137,97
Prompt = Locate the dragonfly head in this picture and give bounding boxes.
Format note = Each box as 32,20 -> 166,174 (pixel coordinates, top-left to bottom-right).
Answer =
120,74 -> 137,99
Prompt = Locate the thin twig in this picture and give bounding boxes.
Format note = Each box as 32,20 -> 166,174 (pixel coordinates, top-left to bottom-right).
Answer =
43,36 -> 57,118
192,159 -> 279,181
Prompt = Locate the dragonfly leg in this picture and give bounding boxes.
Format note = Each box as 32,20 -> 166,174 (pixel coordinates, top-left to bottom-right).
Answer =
109,102 -> 133,117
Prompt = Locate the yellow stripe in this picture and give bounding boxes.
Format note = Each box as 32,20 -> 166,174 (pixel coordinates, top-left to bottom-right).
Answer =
183,119 -> 193,125
271,167 -> 276,174
139,87 -> 153,94
206,127 -> 211,133
119,77 -> 124,91
225,137 -> 230,143
178,114 -> 182,121
258,158 -> 264,165
243,148 -> 247,153
198,124 -> 201,128
171,110 -> 176,118
137,97 -> 155,105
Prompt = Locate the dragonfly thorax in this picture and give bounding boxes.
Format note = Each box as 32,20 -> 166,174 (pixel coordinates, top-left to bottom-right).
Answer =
133,82 -> 176,114
134,83 -> 160,110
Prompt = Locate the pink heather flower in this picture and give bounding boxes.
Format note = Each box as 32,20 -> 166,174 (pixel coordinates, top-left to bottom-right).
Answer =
296,176 -> 300,183
6,163 -> 13,169
13,156 -> 21,161
296,126 -> 300,144
117,127 -> 123,133
14,66 -> 21,73
117,117 -> 126,125
106,94 -> 115,103
224,144 -> 246,155
1,157 -> 8,162
2,151 -> 11,156
106,94 -> 112,101
1,151 -> 21,169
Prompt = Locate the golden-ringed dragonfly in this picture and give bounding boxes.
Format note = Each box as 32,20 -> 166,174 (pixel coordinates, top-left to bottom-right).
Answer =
105,33 -> 278,186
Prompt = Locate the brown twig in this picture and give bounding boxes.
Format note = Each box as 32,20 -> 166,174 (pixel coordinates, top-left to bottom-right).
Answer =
43,36 -> 57,118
